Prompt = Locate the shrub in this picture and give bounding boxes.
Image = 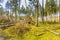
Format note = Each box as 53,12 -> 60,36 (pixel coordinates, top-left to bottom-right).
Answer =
4,22 -> 31,38
15,22 -> 31,36
25,16 -> 35,25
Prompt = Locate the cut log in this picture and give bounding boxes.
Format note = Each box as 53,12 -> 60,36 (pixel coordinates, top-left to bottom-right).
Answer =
42,27 -> 60,36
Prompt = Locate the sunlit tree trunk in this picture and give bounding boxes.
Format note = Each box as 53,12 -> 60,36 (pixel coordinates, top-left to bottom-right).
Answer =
35,0 -> 39,26
59,0 -> 60,22
0,8 -> 3,16
55,0 -> 58,22
10,0 -> 14,23
25,0 -> 28,16
19,0 -> 21,19
41,0 -> 44,23
45,0 -> 48,22
15,0 -> 17,22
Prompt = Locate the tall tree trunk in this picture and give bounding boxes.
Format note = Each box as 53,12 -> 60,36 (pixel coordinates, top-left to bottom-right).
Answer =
53,11 -> 55,22
46,12 -> 48,22
1,10 -> 2,16
59,0 -> 60,22
36,0 -> 38,26
55,0 -> 58,22
19,0 -> 21,19
10,0 -> 13,23
42,0 -> 44,23
25,0 -> 28,16
0,8 -> 2,16
15,0 -> 17,22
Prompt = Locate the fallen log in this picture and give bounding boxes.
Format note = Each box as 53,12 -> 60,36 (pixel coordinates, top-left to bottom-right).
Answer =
46,29 -> 59,36
52,26 -> 60,30
0,24 -> 14,29
42,27 -> 60,36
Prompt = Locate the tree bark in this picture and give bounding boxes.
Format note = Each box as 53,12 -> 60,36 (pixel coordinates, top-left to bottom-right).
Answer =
59,0 -> 60,22
15,0 -> 17,22
42,0 -> 44,23
36,0 -> 38,26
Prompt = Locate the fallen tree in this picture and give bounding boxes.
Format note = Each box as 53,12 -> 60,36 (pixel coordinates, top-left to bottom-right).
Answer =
0,24 -> 14,29
42,27 -> 60,36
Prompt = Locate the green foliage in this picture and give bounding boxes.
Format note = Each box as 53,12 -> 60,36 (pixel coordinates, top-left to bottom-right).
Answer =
45,0 -> 58,15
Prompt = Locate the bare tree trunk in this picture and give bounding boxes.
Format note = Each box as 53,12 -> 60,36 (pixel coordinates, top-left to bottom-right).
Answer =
59,0 -> 60,22
42,0 -> 44,23
15,0 -> 17,22
10,0 -> 14,23
46,12 -> 47,22
19,0 -> 21,19
36,0 -> 38,26
25,0 -> 28,16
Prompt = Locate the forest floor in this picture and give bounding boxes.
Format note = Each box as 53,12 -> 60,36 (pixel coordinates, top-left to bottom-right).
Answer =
0,23 -> 60,40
